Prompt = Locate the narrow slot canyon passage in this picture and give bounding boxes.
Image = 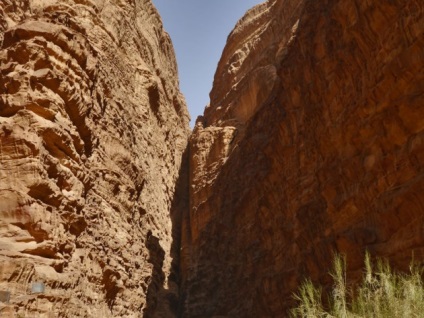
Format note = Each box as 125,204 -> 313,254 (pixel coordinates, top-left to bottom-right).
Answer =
0,0 -> 423,317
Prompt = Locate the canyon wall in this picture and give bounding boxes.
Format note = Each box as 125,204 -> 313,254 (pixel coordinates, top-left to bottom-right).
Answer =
184,0 -> 424,316
0,0 -> 189,317
1,0 -> 423,317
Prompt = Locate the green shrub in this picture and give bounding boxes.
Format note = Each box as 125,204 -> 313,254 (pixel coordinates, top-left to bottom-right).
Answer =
290,253 -> 424,318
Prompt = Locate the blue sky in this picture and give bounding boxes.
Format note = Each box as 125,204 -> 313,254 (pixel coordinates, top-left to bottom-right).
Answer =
151,0 -> 265,126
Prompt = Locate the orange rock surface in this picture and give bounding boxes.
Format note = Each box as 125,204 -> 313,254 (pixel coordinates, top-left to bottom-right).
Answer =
0,0 -> 189,317
184,0 -> 424,316
1,0 -> 423,317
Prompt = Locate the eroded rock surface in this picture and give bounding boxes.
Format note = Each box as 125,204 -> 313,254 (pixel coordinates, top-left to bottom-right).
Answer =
0,0 -> 189,317
184,0 -> 424,316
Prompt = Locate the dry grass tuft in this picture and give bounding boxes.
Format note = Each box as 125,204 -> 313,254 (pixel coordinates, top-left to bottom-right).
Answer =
291,253 -> 424,318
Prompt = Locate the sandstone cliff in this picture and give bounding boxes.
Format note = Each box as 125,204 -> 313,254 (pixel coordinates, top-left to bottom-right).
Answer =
184,0 -> 424,316
0,0 -> 189,317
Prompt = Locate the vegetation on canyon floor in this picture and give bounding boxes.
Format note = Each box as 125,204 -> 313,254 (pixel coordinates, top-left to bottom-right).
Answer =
291,253 -> 424,318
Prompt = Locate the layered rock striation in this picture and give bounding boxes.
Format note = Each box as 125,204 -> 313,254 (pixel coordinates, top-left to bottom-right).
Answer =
184,0 -> 424,316
1,0 -> 424,316
0,0 -> 189,317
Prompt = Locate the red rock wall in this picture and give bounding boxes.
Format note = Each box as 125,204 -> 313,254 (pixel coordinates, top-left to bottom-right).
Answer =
0,0 -> 189,317
184,0 -> 424,316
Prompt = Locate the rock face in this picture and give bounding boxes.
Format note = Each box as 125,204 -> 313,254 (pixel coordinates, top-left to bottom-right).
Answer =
184,0 -> 424,316
0,0 -> 189,317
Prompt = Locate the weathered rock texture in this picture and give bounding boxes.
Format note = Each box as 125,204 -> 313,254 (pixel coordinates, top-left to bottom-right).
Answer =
0,0 -> 189,317
184,0 -> 424,316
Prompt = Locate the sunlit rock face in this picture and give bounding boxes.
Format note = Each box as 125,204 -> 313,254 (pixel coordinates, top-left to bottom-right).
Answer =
0,0 -> 189,317
183,0 -> 424,316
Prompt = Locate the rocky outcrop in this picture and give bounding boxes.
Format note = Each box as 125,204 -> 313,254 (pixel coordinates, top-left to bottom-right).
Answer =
184,0 -> 424,316
0,0 -> 189,317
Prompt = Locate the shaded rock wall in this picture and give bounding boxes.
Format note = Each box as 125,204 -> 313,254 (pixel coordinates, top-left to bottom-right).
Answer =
0,0 -> 189,317
184,0 -> 424,316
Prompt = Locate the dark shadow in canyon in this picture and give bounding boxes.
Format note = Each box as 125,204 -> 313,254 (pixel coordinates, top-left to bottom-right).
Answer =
143,231 -> 166,317
143,147 -> 189,317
